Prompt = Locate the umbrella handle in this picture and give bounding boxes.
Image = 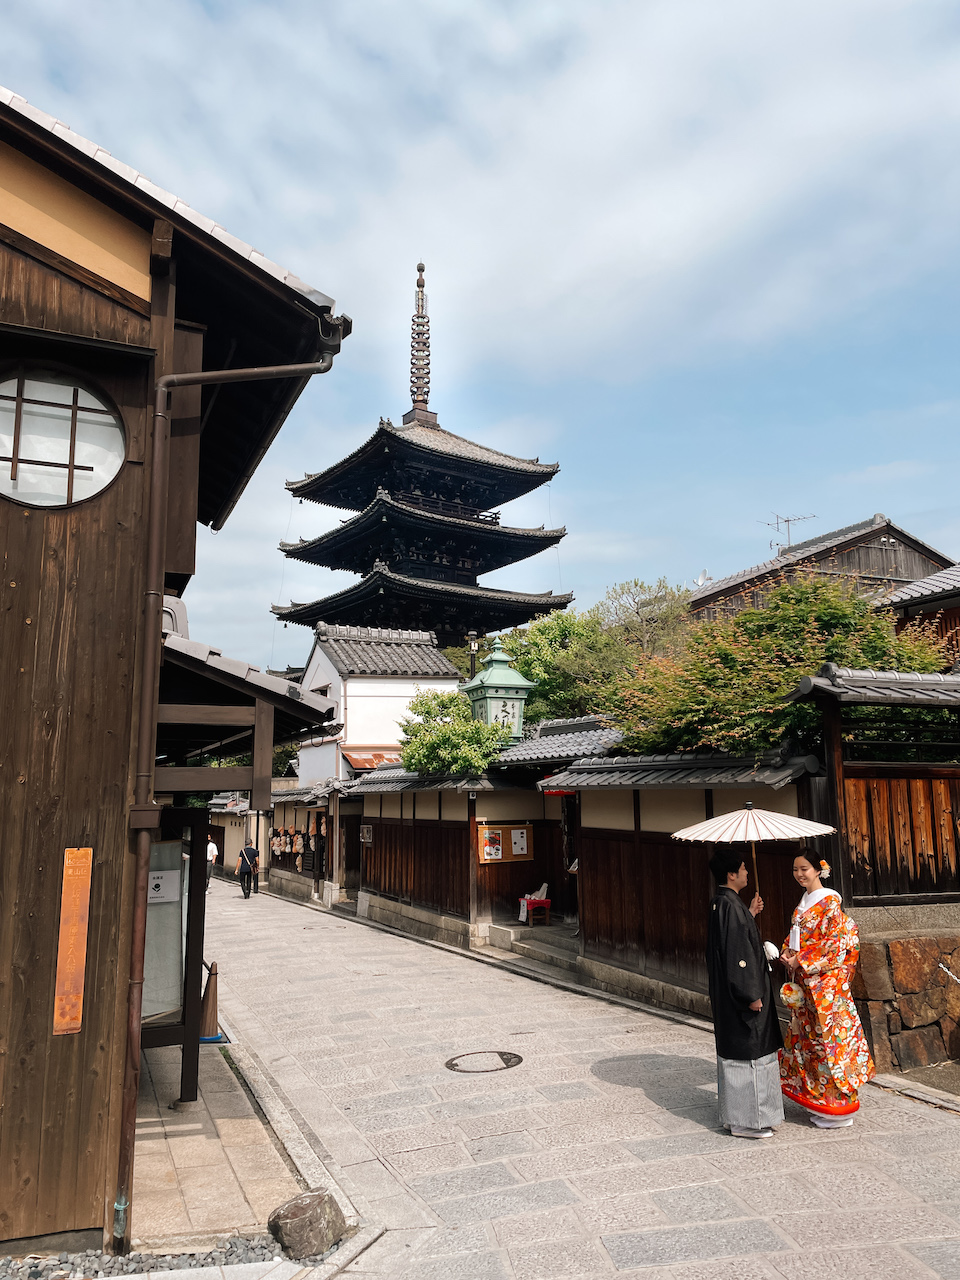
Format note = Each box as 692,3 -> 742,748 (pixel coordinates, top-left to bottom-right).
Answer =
751,840 -> 760,909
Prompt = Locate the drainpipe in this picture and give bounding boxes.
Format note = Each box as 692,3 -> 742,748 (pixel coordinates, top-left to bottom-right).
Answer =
113,351 -> 336,1252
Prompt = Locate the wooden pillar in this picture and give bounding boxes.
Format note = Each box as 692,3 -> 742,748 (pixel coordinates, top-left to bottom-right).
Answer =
468,792 -> 478,925
251,701 -> 274,812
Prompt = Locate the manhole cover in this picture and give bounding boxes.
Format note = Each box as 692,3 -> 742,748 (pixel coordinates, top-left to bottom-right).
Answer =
445,1050 -> 523,1073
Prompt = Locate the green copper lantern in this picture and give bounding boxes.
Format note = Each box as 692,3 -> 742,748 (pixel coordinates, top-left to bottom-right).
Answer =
461,638 -> 536,741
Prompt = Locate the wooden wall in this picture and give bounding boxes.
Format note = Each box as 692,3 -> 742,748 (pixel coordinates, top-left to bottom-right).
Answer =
476,822 -> 565,922
362,817 -> 470,918
0,249 -> 151,1241
843,773 -> 960,901
578,821 -> 802,993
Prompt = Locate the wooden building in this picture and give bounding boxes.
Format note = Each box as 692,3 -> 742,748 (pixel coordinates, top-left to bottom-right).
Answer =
274,265 -> 572,635
886,563 -> 960,660
690,513 -> 952,621
0,87 -> 344,1250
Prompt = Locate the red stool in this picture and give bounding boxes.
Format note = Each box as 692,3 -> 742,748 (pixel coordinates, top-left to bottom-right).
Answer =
521,897 -> 551,926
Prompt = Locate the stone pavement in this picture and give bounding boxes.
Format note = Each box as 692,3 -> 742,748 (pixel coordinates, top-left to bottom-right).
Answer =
203,879 -> 960,1279
132,1042 -> 301,1246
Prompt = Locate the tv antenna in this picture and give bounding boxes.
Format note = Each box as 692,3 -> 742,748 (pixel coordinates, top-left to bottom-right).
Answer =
760,512 -> 816,553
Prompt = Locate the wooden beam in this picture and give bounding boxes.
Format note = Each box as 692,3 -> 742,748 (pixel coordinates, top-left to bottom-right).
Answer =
157,705 -> 256,725
844,762 -> 960,780
154,766 -> 252,790
251,700 -> 275,811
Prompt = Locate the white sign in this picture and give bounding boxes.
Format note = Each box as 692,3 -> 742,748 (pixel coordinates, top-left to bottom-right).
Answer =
147,870 -> 181,904
511,828 -> 528,859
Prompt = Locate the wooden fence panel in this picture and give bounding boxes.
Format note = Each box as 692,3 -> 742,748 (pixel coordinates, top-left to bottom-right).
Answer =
842,774 -> 960,900
362,819 -> 469,919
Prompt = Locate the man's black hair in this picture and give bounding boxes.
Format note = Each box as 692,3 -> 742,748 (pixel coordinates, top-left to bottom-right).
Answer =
709,846 -> 746,885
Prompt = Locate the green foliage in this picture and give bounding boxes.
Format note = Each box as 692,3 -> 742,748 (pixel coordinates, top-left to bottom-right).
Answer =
501,609 -> 634,722
440,638 -> 493,679
608,576 -> 950,756
600,577 -> 692,656
399,689 -> 512,776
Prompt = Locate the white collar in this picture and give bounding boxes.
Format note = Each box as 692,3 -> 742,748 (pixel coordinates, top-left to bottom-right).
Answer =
800,886 -> 840,911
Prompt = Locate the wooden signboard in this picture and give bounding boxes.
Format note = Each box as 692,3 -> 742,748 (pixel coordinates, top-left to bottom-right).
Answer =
476,823 -> 534,864
53,846 -> 93,1035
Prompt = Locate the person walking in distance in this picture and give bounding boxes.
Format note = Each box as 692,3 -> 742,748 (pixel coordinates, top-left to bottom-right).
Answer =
235,841 -> 259,900
706,848 -> 784,1139
206,833 -> 218,892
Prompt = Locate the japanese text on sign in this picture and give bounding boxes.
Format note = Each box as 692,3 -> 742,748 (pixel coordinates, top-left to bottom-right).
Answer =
53,847 -> 93,1035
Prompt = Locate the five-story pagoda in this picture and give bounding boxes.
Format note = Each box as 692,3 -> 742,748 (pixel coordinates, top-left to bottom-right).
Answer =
274,265 -> 572,635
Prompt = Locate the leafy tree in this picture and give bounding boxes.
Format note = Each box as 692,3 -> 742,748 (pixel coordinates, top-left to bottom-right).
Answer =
609,576 -> 950,756
399,689 -> 511,775
600,576 -> 691,656
501,609 -> 633,723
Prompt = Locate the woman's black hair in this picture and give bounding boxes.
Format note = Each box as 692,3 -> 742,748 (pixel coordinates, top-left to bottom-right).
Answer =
709,847 -> 746,885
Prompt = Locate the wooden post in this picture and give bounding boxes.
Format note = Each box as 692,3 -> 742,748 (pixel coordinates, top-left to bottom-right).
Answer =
468,793 -> 478,926
251,700 -> 274,813
821,696 -> 852,904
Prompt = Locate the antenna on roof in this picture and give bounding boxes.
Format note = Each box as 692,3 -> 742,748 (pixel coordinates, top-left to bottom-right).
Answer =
410,262 -> 430,407
760,512 -> 816,554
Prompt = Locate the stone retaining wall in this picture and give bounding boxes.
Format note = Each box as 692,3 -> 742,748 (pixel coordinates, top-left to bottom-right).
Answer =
853,933 -> 960,1072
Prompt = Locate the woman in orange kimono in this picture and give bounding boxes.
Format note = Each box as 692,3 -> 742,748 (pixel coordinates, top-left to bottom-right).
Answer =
780,853 -> 875,1127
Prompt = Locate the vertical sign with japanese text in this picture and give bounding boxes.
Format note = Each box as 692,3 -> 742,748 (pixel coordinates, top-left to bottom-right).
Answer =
53,846 -> 93,1035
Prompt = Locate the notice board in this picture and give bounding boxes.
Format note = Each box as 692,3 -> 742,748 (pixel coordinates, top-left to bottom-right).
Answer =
476,823 -> 534,864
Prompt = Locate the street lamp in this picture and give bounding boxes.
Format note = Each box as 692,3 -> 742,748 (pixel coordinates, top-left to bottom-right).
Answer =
467,630 -> 479,680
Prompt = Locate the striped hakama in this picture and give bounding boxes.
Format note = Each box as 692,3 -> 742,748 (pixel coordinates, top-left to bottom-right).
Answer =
717,1051 -> 784,1131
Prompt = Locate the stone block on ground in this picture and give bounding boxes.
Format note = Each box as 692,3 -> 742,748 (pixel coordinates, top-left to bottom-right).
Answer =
888,938 -> 941,994
891,1024 -> 947,1071
267,1188 -> 346,1258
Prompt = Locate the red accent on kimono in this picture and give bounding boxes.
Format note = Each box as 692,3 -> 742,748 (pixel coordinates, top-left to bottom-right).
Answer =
780,892 -> 875,1116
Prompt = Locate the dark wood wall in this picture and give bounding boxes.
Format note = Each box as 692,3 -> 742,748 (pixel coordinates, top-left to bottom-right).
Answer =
578,821 -> 803,993
0,247 -> 152,1241
476,822 -> 565,922
362,817 -> 470,918
843,772 -> 960,901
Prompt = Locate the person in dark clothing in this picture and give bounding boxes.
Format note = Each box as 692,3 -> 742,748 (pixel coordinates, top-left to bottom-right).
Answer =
706,847 -> 784,1139
235,843 -> 259,899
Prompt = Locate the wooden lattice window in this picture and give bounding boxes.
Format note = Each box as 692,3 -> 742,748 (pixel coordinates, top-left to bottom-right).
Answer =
0,368 -> 125,507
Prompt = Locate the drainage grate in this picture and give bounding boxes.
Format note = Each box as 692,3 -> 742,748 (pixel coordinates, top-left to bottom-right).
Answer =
445,1050 -> 523,1073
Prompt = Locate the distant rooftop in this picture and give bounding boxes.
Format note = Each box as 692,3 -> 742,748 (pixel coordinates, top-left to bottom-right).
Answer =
885,564 -> 960,609
312,623 -> 461,678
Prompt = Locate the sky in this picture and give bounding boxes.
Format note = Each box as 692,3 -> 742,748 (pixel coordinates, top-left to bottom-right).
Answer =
5,0 -> 960,670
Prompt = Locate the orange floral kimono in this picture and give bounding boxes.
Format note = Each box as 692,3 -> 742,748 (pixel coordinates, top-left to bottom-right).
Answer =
780,888 -> 875,1117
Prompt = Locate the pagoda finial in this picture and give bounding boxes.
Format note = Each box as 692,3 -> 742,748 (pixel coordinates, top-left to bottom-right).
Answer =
410,261 -> 430,407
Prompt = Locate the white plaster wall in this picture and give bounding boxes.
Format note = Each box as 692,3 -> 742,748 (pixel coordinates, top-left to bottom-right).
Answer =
474,791 -> 544,823
713,785 -> 798,816
415,791 -> 439,820
580,790 -> 635,831
543,794 -> 562,820
402,792 -> 416,819
640,790 -> 706,834
381,794 -> 402,818
441,792 -> 468,821
363,794 -> 381,817
297,740 -> 339,786
343,675 -> 459,745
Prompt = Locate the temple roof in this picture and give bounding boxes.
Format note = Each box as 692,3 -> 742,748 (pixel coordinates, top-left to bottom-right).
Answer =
312,623 -> 461,677
287,415 -> 559,511
273,562 -> 573,633
281,490 -> 565,575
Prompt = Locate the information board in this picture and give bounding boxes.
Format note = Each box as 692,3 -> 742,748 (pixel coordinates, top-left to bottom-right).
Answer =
476,823 -> 534,864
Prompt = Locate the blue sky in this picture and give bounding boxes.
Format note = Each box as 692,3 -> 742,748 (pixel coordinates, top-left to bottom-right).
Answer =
5,0 -> 960,669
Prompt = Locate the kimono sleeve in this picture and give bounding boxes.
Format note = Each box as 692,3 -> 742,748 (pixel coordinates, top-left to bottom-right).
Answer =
720,897 -> 766,1008
798,896 -> 857,977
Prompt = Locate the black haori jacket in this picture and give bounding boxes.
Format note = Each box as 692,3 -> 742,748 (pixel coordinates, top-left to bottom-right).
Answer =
707,886 -> 783,1062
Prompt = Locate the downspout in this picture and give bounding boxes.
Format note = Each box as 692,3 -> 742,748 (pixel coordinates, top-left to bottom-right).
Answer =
113,351 -> 336,1252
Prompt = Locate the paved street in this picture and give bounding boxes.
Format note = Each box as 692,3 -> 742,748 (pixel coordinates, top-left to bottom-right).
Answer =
204,880 -> 960,1279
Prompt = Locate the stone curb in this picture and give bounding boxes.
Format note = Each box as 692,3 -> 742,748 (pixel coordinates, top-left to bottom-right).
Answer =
870,1070 -> 960,1114
217,1011 -> 384,1278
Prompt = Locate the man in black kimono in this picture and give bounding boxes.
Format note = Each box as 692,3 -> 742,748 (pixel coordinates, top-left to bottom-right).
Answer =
706,847 -> 783,1138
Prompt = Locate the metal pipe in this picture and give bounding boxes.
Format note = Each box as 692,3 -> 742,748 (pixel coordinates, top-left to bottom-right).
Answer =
113,350 -> 335,1253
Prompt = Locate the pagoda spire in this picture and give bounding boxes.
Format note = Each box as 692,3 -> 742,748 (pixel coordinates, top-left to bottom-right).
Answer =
410,261 -> 430,407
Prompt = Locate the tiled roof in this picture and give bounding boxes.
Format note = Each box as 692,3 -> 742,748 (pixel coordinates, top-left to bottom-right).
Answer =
343,764 -> 513,794
162,633 -> 335,718
885,564 -> 960,608
342,750 -> 402,770
498,725 -> 622,766
538,751 -> 820,792
271,779 -> 344,805
690,514 -> 952,606
313,623 -> 461,677
0,84 -> 335,313
788,662 -> 960,707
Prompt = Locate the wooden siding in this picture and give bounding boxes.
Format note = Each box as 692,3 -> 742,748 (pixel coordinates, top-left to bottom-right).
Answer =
0,315 -> 149,1238
578,825 -> 804,992
844,775 -> 960,901
476,821 -> 565,922
362,818 -> 470,918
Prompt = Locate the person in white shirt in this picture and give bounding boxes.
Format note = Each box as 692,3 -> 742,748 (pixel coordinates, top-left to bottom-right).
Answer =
206,835 -> 218,892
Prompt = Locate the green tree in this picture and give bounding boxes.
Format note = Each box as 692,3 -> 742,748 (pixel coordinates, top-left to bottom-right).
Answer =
609,576 -> 950,756
600,576 -> 691,656
399,689 -> 511,775
501,609 -> 633,722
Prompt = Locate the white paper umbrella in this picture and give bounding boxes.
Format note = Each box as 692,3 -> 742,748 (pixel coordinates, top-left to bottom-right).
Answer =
673,802 -> 835,901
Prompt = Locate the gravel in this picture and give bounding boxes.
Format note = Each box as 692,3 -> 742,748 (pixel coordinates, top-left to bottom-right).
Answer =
0,1233 -> 342,1279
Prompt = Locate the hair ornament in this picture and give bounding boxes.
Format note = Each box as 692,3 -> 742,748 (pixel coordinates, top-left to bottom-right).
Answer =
819,859 -> 831,880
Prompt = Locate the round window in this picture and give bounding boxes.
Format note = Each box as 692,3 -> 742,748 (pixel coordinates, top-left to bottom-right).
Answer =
0,369 -> 126,507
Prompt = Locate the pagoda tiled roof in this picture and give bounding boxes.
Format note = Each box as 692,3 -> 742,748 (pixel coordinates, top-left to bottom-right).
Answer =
287,418 -> 558,510
273,562 -> 573,631
281,490 -> 565,574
